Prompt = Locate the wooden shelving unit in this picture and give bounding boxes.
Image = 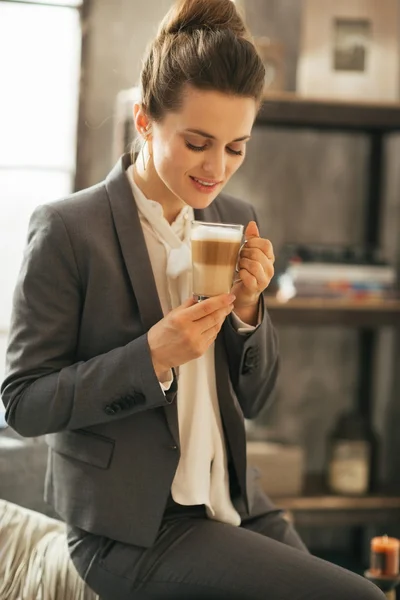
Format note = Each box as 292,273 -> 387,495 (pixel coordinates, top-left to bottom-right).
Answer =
263,292 -> 400,528
264,296 -> 400,327
257,93 -> 400,132
255,94 -> 400,533
271,476 -> 400,528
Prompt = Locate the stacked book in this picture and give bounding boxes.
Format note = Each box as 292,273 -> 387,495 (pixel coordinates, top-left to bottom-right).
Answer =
275,245 -> 397,301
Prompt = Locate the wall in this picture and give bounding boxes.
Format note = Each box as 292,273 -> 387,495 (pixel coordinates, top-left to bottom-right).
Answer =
75,0 -> 173,189
75,0 -> 400,485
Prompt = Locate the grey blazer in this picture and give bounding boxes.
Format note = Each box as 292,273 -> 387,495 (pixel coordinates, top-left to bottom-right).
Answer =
1,154 -> 279,548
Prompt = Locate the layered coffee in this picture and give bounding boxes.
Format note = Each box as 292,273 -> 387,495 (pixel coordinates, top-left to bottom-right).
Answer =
191,223 -> 243,298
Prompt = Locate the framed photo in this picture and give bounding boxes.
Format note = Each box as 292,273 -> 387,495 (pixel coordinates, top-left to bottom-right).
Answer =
297,0 -> 399,101
254,37 -> 285,95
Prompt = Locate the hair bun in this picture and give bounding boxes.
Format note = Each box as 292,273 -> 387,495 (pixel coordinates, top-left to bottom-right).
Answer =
159,0 -> 248,38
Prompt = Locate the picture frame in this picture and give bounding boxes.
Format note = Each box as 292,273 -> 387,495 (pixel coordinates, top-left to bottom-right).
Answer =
254,37 -> 285,95
297,0 -> 400,101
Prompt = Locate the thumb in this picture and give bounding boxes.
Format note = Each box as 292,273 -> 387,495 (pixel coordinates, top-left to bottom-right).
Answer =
245,220 -> 259,239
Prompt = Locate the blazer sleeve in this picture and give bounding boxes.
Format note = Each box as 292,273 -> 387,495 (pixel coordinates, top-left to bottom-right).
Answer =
1,205 -> 176,437
222,296 -> 279,419
221,203 -> 279,419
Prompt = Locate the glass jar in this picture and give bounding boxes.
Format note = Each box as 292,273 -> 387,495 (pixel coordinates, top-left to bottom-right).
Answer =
327,412 -> 377,496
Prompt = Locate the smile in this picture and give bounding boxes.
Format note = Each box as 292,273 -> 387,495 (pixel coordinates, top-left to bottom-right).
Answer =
189,176 -> 221,193
193,177 -> 215,186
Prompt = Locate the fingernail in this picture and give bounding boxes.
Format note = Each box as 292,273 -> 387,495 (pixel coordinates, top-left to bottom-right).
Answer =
228,294 -> 236,302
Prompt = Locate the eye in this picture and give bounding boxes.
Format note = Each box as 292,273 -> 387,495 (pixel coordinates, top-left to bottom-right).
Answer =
227,147 -> 244,156
185,141 -> 206,152
185,140 -> 244,156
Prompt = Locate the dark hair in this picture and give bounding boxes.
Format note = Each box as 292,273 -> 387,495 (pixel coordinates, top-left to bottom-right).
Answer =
139,0 -> 265,121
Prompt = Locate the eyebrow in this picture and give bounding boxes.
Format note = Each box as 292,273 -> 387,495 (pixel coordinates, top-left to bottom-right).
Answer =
185,128 -> 251,142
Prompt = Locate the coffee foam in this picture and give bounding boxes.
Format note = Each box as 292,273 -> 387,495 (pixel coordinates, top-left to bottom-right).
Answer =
191,224 -> 242,243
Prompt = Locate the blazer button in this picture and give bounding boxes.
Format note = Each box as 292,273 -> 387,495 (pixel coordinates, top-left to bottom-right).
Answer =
104,405 -> 117,416
170,445 -> 178,450
245,347 -> 256,360
117,399 -> 131,410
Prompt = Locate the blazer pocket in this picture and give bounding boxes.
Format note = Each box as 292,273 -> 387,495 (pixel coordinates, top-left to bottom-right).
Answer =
46,429 -> 114,469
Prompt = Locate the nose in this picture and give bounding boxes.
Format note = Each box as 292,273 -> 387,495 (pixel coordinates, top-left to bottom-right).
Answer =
202,149 -> 226,180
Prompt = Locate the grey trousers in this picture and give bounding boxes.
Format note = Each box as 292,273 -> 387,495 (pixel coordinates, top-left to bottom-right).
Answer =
68,506 -> 384,600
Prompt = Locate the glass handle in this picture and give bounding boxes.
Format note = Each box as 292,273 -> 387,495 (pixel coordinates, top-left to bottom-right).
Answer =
233,240 -> 247,284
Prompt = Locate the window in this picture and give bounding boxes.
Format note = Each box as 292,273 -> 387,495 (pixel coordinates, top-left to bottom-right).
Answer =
0,0 -> 82,411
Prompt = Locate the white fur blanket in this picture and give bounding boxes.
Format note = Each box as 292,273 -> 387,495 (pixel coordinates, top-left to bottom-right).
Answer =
0,499 -> 98,600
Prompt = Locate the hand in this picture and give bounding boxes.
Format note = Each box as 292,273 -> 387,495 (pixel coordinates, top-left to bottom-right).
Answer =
231,221 -> 275,310
147,293 -> 236,378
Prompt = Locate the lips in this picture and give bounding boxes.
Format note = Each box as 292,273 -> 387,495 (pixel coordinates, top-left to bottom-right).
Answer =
189,176 -> 221,194
191,176 -> 219,186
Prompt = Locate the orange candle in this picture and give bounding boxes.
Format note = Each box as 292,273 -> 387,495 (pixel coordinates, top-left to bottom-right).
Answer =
370,536 -> 400,577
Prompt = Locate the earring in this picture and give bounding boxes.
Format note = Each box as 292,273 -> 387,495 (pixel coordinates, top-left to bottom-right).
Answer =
141,138 -> 149,171
141,126 -> 151,171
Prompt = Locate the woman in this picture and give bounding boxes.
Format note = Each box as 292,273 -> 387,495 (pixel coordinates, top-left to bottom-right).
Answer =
1,0 -> 384,598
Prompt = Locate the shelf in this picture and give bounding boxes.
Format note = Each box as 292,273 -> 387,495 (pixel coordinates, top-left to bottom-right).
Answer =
271,476 -> 400,527
256,93 -> 400,132
264,296 -> 400,327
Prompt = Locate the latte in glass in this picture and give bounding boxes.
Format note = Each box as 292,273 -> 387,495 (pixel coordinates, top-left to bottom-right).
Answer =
191,221 -> 244,300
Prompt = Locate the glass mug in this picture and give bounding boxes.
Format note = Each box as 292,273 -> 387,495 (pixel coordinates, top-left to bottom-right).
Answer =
191,221 -> 244,301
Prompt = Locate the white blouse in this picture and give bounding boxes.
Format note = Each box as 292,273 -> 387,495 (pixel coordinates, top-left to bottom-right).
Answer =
127,166 -> 257,526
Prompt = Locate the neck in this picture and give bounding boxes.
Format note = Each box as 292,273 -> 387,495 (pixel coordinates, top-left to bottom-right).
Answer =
133,154 -> 185,225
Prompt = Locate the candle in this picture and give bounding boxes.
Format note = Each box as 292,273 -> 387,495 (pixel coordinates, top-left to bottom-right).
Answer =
370,536 -> 400,577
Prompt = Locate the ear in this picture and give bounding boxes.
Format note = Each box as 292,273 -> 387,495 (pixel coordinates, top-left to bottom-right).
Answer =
133,103 -> 151,138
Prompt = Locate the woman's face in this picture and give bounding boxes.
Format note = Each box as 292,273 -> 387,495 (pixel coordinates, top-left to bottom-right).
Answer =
141,86 -> 257,211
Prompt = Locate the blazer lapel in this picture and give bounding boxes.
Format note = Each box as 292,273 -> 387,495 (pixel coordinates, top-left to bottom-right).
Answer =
105,154 -> 164,331
105,155 -> 179,445
194,201 -> 221,224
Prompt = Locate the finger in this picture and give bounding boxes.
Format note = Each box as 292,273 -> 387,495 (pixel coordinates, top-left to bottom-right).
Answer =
200,304 -> 234,334
243,238 -> 274,261
187,293 -> 236,321
180,296 -> 199,310
244,220 -> 259,240
237,268 -> 259,293
238,258 -> 267,285
202,315 -> 229,342
240,251 -> 275,273
238,257 -> 274,290
240,247 -> 271,266
203,328 -> 220,346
